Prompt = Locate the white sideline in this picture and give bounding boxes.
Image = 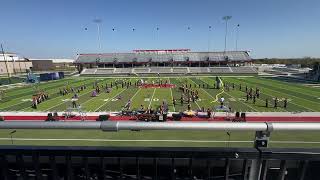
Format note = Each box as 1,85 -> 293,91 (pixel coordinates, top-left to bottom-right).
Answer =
0,138 -> 320,144
148,88 -> 156,109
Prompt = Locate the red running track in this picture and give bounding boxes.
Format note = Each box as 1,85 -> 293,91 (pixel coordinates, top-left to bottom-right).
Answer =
3,115 -> 320,122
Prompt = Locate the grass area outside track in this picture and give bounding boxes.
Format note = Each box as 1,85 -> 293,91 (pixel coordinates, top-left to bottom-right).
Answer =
1,129 -> 320,148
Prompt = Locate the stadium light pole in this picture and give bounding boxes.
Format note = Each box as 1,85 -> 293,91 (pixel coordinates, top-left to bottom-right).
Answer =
208,26 -> 212,52
155,27 -> 160,65
235,24 -> 240,51
222,16 -> 232,53
156,27 -> 160,48
93,19 -> 102,51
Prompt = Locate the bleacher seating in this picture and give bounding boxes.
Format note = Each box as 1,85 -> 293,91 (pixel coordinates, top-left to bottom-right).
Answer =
208,67 -> 232,73
95,68 -> 115,75
231,67 -> 257,74
133,68 -> 150,73
81,69 -> 97,74
150,67 -> 172,73
189,67 -> 209,73
1,146 -> 319,180
76,51 -> 252,64
114,68 -> 133,74
172,67 -> 188,73
81,66 -> 258,75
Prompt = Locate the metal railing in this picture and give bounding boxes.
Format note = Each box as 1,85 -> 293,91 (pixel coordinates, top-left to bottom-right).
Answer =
1,121 -> 320,131
1,121 -> 320,180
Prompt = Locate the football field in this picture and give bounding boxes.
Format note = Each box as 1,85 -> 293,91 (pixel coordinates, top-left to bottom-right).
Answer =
1,75 -> 320,148
1,75 -> 320,112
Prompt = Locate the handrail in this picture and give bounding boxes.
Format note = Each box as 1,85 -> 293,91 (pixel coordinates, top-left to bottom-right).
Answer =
0,121 -> 320,132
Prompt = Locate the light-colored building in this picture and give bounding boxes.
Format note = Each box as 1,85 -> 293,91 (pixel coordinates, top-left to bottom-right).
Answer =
0,52 -> 33,75
31,59 -> 75,71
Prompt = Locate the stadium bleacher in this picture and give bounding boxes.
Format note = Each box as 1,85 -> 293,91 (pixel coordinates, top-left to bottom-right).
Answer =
150,67 -> 172,74
81,66 -> 257,75
95,68 -> 115,75
231,66 -> 257,74
81,68 -> 97,75
133,68 -> 150,73
114,68 -> 133,74
172,67 -> 188,73
208,67 -> 231,73
189,67 -> 209,73
76,51 -> 252,65
0,146 -> 318,179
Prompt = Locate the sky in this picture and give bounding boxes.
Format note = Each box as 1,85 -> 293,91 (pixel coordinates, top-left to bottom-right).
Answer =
1,0 -> 320,59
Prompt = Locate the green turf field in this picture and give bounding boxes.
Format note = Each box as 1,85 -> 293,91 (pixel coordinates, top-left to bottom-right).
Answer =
1,75 -> 320,112
1,75 -> 320,148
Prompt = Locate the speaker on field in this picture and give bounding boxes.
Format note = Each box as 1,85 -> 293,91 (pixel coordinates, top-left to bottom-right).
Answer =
240,112 -> 246,121
172,113 -> 182,121
97,114 -> 109,121
46,113 -> 55,121
235,112 -> 240,118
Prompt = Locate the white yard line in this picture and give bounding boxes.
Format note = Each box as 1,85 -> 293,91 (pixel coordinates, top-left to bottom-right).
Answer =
226,78 -> 292,112
43,80 -> 108,111
18,80 -> 94,111
246,79 -> 320,106
196,78 -> 259,112
223,91 -> 259,111
130,88 -> 142,100
184,78 -> 207,110
242,86 -> 314,112
1,138 -> 320,144
148,88 -> 157,109
1,100 -> 28,111
42,90 -> 93,112
168,78 -> 176,112
94,89 -> 126,111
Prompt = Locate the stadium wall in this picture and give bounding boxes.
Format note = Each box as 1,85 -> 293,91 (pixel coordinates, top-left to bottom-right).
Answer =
0,61 -> 32,75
